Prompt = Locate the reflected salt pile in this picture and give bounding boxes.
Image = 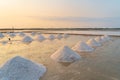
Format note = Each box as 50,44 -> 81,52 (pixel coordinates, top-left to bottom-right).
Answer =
0,33 -> 4,39
1,41 -> 8,45
56,34 -> 63,40
37,34 -> 46,42
51,45 -> 81,63
87,38 -> 101,48
22,36 -> 33,44
0,56 -> 46,80
48,34 -> 55,40
72,41 -> 94,53
9,33 -> 16,38
63,33 -> 69,38
19,32 -> 26,37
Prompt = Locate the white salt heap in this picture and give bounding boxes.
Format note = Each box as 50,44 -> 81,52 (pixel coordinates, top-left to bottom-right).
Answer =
51,45 -> 81,62
63,33 -> 69,38
6,32 -> 10,35
56,34 -> 63,40
48,34 -> 55,40
72,41 -> 94,53
37,32 -> 41,35
87,39 -> 101,48
9,33 -> 16,38
37,34 -> 45,42
19,32 -> 26,37
101,35 -> 111,42
0,56 -> 46,80
22,36 -> 33,44
31,32 -> 36,36
0,32 -> 4,38
94,37 -> 103,43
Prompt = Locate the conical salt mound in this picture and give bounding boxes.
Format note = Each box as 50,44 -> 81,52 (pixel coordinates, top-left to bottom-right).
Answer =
0,33 -> 4,38
37,32 -> 41,35
94,37 -> 103,43
37,34 -> 45,42
56,34 -> 63,40
31,32 -> 36,36
51,46 -> 81,62
101,35 -> 111,42
0,56 -> 46,80
6,32 -> 10,35
19,32 -> 26,37
72,41 -> 94,52
87,39 -> 101,48
9,33 -> 16,38
48,34 -> 55,40
63,33 -> 69,38
22,36 -> 33,44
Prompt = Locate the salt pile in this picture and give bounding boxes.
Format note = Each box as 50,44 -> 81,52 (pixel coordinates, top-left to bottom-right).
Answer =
72,41 -> 94,52
94,37 -> 103,43
9,33 -> 16,38
0,56 -> 46,80
0,33 -> 4,38
37,34 -> 45,42
19,32 -> 26,37
37,32 -> 41,35
22,36 -> 33,44
31,32 -> 36,36
56,34 -> 63,40
87,39 -> 101,48
51,45 -> 81,62
6,32 -> 10,35
48,34 -> 55,40
101,35 -> 111,42
63,33 -> 69,38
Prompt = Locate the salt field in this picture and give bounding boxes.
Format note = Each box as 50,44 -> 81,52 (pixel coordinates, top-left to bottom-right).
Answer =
0,31 -> 120,80
1,0 -> 120,79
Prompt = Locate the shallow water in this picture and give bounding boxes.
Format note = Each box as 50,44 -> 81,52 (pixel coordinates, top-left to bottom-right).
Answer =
0,33 -> 120,80
45,30 -> 120,36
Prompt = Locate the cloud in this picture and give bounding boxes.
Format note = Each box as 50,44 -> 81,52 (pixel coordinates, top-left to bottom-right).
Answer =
28,16 -> 120,22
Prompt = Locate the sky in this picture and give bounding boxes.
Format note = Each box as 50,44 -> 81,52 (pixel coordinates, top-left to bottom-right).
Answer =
0,0 -> 120,28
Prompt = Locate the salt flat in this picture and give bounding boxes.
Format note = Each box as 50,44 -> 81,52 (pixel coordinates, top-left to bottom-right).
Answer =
0,34 -> 120,80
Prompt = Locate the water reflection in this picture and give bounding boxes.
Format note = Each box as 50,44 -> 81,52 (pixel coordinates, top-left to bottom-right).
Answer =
1,41 -> 8,45
59,62 -> 73,67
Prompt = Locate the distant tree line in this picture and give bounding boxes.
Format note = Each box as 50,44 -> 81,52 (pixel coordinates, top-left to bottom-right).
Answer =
0,28 -> 120,31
